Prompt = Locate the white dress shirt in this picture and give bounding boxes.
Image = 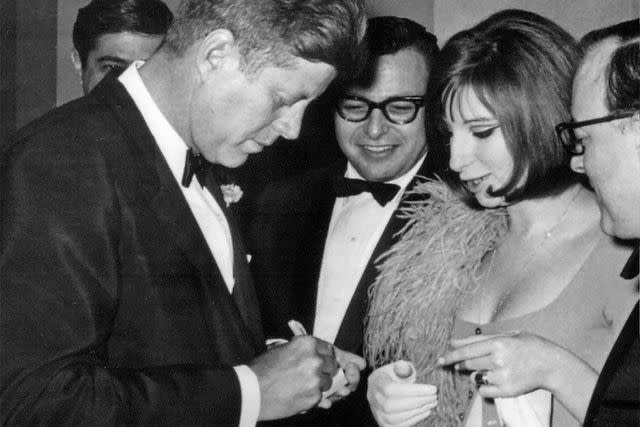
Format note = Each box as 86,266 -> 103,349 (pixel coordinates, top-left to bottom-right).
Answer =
118,63 -> 260,427
313,156 -> 426,343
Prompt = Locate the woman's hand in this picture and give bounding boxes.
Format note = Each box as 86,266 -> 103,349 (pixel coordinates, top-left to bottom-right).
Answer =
367,361 -> 438,427
438,332 -> 570,398
437,332 -> 599,422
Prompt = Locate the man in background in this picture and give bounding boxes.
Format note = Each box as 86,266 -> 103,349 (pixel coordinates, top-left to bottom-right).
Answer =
0,0 -> 366,425
71,0 -> 173,94
567,18 -> 639,425
250,16 -> 439,425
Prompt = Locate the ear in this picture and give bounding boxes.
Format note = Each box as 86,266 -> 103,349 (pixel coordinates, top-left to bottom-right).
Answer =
71,49 -> 83,78
621,111 -> 640,136
195,29 -> 241,79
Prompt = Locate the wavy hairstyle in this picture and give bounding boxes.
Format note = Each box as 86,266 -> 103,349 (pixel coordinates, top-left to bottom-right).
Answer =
164,0 -> 366,79
427,9 -> 581,203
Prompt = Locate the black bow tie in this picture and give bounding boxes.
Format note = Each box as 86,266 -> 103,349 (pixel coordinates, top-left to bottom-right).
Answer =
333,177 -> 401,206
181,148 -> 212,188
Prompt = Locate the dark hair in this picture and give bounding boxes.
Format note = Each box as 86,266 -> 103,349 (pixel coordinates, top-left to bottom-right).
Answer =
349,16 -> 439,87
164,0 -> 366,78
427,9 -> 580,203
580,19 -> 640,114
72,0 -> 174,68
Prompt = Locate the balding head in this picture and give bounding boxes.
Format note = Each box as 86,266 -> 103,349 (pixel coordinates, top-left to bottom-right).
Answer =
569,20 -> 640,239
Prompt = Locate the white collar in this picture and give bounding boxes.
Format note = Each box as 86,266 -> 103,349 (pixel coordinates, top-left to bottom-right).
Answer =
118,61 -> 190,186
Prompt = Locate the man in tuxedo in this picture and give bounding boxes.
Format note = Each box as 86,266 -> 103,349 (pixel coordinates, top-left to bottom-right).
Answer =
71,0 -> 174,94
0,0 -> 367,425
566,19 -> 639,426
249,16 -> 439,425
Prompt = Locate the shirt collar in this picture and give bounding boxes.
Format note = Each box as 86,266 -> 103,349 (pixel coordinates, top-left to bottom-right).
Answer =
117,61 -> 189,186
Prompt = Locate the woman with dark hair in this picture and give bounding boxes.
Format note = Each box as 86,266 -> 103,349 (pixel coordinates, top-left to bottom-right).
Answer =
364,9 -> 638,427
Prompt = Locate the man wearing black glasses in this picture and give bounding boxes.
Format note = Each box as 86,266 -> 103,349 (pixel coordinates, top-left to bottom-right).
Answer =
248,16 -> 439,426
564,19 -> 639,426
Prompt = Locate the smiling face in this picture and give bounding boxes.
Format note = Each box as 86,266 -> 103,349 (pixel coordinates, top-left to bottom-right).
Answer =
190,55 -> 337,168
445,87 -> 515,208
570,40 -> 640,238
334,48 -> 428,182
74,31 -> 164,94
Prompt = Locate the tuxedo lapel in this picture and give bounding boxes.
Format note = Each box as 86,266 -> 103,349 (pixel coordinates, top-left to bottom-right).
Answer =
230,233 -> 264,349
334,160 -> 432,353
332,206 -> 405,352
205,173 -> 264,349
93,77 -> 261,362
293,165 -> 344,333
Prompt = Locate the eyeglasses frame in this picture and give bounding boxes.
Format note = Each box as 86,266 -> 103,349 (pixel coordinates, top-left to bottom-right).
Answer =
336,95 -> 426,124
555,111 -> 636,155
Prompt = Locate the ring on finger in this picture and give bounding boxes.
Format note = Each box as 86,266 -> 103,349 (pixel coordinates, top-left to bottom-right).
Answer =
474,370 -> 490,386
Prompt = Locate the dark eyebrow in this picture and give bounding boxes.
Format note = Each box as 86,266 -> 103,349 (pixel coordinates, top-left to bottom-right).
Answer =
463,118 -> 497,125
95,56 -> 129,65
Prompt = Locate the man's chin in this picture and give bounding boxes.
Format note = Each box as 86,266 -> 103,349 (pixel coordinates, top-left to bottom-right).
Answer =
218,153 -> 250,169
242,139 -> 269,154
600,212 -> 640,239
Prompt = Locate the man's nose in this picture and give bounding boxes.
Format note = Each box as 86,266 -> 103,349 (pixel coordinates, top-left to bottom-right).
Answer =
364,108 -> 389,139
448,132 -> 473,173
272,103 -> 306,140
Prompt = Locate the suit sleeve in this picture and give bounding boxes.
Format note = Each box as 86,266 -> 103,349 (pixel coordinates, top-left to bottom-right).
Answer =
0,131 -> 243,425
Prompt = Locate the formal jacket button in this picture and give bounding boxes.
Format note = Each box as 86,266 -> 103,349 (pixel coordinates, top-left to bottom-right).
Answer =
468,390 -> 474,399
458,412 -> 465,421
475,327 -> 482,335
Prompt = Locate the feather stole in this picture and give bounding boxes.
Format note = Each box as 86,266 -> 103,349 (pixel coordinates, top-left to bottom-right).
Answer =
365,179 -> 509,426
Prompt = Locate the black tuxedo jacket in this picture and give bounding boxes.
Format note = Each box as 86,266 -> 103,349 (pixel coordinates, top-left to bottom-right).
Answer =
249,158 -> 432,426
583,246 -> 639,426
0,76 -> 264,426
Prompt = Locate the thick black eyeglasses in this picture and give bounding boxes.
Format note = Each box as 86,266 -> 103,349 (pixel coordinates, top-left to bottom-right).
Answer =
336,95 -> 425,124
555,111 -> 635,154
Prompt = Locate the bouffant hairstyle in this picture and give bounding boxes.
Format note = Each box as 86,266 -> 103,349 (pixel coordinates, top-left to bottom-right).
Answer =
427,9 -> 581,202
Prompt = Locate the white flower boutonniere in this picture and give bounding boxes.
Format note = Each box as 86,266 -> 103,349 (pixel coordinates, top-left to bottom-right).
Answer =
220,184 -> 243,207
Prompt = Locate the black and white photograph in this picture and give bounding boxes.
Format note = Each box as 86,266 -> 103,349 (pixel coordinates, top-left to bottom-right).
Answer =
1,1 -> 638,426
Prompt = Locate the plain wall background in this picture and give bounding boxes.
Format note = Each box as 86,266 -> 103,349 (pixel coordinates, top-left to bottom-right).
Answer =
2,0 -> 57,132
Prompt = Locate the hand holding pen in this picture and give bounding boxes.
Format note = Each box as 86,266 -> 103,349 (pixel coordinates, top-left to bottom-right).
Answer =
250,330 -> 338,419
288,320 -> 366,409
